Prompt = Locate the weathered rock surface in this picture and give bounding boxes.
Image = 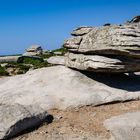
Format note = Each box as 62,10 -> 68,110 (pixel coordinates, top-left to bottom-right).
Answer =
0,66 -> 140,110
71,26 -> 93,36
0,66 -> 140,139
65,53 -> 140,73
0,104 -> 48,139
53,51 -> 63,55
104,111 -> 140,140
63,17 -> 140,73
47,56 -> 65,65
0,56 -> 23,63
23,45 -> 43,56
64,23 -> 140,58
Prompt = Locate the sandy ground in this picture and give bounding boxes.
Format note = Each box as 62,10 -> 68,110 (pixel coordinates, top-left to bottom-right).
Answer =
11,100 -> 140,140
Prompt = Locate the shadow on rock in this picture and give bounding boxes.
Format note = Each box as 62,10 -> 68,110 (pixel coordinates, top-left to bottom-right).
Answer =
7,114 -> 54,140
81,71 -> 140,92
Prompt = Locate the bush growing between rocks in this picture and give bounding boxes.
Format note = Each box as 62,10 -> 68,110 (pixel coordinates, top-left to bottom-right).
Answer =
22,57 -> 48,69
51,47 -> 67,54
0,66 -> 9,76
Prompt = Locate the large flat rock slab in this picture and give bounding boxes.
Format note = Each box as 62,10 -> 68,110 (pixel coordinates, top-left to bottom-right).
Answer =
0,104 -> 48,139
0,56 -> 23,63
63,18 -> 140,73
0,66 -> 140,110
46,56 -> 65,65
64,23 -> 140,58
104,111 -> 140,140
65,53 -> 140,73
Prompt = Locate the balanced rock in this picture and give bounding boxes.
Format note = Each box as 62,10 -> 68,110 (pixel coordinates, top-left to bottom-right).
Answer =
23,45 -> 43,56
63,16 -> 140,73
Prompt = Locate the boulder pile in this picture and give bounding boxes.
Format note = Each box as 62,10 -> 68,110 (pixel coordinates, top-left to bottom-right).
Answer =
63,16 -> 140,73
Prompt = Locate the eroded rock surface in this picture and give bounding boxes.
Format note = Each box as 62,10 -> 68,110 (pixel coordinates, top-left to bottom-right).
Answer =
64,24 -> 140,58
0,104 -> 48,139
63,16 -> 140,73
0,66 -> 140,110
104,111 -> 140,140
65,53 -> 140,73
0,66 -> 140,139
47,56 -> 65,65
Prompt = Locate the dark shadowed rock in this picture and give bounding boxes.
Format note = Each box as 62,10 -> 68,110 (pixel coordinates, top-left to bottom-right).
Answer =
130,15 -> 140,23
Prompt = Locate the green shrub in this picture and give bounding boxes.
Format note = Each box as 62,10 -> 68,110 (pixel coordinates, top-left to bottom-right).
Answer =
22,58 -> 48,69
41,53 -> 54,59
17,64 -> 30,73
52,47 -> 67,53
0,66 -> 9,76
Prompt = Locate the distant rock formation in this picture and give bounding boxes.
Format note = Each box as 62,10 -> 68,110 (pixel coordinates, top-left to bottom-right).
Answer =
63,16 -> 140,73
23,45 -> 43,56
0,56 -> 23,63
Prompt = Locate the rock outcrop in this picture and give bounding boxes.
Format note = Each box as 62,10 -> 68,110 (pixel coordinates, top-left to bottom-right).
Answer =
65,53 -> 140,73
0,66 -> 140,139
46,56 -> 65,65
0,66 -> 140,110
0,56 -> 23,63
23,45 -> 43,56
0,104 -> 48,139
63,16 -> 140,73
104,111 -> 140,140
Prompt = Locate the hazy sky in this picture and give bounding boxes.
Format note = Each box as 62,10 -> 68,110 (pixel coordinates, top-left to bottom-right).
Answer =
0,0 -> 140,55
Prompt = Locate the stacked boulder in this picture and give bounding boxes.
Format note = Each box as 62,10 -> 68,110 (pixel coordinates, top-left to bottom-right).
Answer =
23,45 -> 43,56
63,16 -> 140,73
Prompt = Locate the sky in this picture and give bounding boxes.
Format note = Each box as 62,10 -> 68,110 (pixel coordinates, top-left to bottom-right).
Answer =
0,0 -> 140,55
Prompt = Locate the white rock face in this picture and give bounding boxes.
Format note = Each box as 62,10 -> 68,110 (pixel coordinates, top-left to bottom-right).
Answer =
47,56 -> 65,65
63,18 -> 140,73
64,24 -> 140,58
71,26 -> 93,36
65,53 -> 140,73
0,56 -> 23,63
104,111 -> 140,140
0,104 -> 48,139
0,66 -> 140,110
0,66 -> 140,139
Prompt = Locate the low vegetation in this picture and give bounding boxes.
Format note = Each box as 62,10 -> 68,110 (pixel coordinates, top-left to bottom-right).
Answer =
51,47 -> 67,53
0,47 -> 66,76
0,66 -> 9,76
